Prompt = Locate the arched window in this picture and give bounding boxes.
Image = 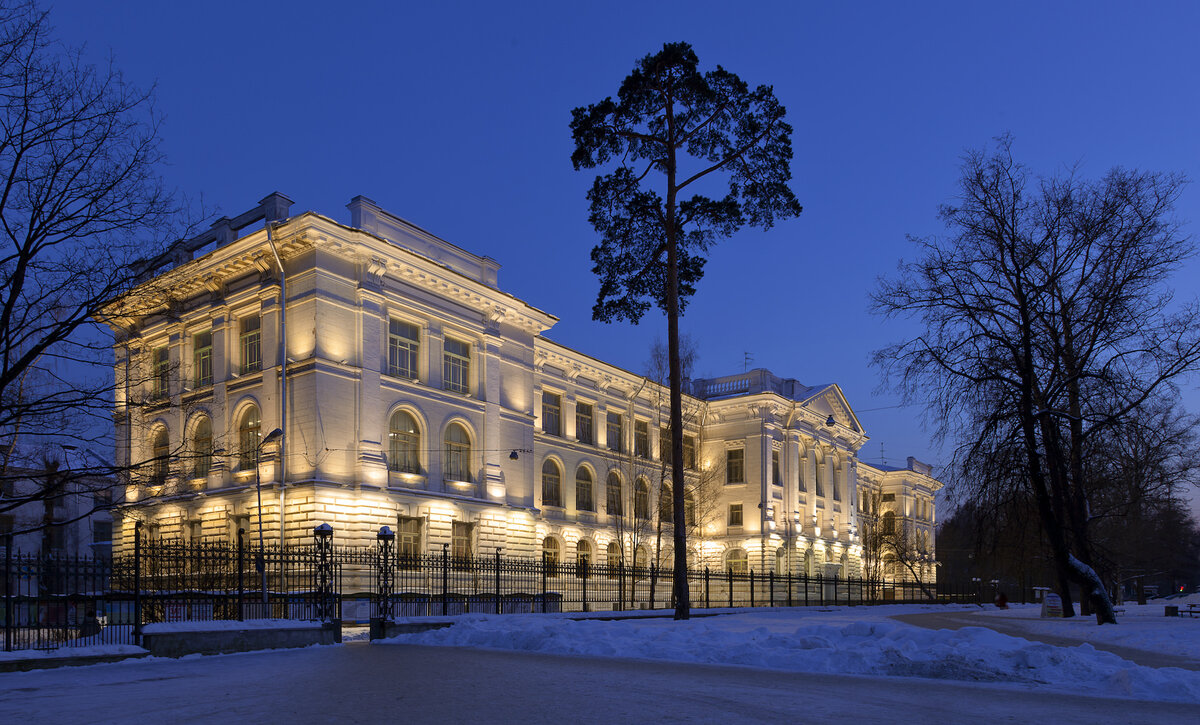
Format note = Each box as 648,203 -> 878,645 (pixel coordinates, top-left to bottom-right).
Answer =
191,417 -> 212,479
659,483 -> 673,523
804,548 -> 815,577
813,451 -> 824,498
575,467 -> 594,511
150,427 -> 169,486
237,405 -> 260,470
542,537 -> 560,576
576,539 -> 592,577
725,547 -> 748,574
443,423 -> 471,482
605,473 -> 622,516
606,541 -> 619,571
634,545 -> 649,570
634,479 -> 650,520
684,490 -> 696,527
881,510 -> 896,535
388,410 -> 420,473
775,547 -> 788,574
541,459 -> 562,507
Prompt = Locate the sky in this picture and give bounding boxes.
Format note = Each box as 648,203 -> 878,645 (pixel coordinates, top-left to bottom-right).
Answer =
47,1 -> 1200,503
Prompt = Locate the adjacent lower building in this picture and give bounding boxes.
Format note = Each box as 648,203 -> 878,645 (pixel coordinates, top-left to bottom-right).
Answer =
105,193 -> 940,582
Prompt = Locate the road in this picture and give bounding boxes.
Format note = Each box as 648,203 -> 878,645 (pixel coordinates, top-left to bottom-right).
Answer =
0,642 -> 1193,724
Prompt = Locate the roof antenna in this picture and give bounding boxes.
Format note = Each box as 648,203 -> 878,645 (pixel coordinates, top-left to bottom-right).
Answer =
743,351 -> 753,373
880,442 -> 887,466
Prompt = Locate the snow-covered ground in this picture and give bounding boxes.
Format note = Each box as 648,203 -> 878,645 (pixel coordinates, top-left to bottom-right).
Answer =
378,602 -> 1200,703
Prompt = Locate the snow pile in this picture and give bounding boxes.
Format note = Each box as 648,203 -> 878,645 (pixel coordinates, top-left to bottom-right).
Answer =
0,644 -> 146,662
142,618 -> 323,634
380,607 -> 1200,702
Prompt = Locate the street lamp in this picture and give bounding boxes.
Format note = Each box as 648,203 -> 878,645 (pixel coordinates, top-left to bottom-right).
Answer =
255,427 -> 284,614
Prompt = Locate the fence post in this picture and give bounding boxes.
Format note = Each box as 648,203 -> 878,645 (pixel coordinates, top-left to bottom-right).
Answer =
581,557 -> 588,612
314,523 -> 334,622
769,571 -> 775,607
4,533 -> 11,651
494,548 -> 501,615
750,569 -> 755,608
787,572 -> 793,608
704,567 -> 710,609
376,526 -> 394,630
442,543 -> 449,617
133,522 -> 142,646
618,557 -> 625,612
237,528 -> 245,621
648,564 -> 656,611
727,567 -> 733,608
541,551 -> 548,614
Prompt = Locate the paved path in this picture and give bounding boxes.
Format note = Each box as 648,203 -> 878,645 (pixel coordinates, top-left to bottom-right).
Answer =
1,642 -> 1195,724
892,610 -> 1200,671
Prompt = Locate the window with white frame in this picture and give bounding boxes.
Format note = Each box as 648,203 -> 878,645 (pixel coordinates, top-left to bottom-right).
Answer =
240,316 -> 261,374
633,420 -> 649,459
726,449 -> 745,484
728,503 -> 743,527
542,537 -> 560,575
396,515 -> 422,560
542,392 -> 562,436
191,417 -> 212,479
193,331 -> 213,388
634,479 -> 650,520
606,412 -> 622,452
452,521 -> 473,559
443,423 -> 471,482
576,402 -> 594,444
237,406 -> 261,470
605,473 -> 622,516
576,467 -> 594,511
150,427 -> 169,486
151,346 -> 169,399
442,337 -> 470,394
726,547 -> 749,574
388,410 -> 421,474
541,459 -> 562,507
388,319 -> 420,379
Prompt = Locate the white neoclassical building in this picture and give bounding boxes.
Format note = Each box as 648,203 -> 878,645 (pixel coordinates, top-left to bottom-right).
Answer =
106,193 -> 940,581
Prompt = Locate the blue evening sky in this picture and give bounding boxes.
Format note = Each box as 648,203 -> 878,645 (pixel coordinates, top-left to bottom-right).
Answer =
50,1 -> 1200,494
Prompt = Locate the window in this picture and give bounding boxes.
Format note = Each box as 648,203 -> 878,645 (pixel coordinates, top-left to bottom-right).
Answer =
230,514 -> 250,543
541,459 -> 562,507
798,453 -> 807,492
388,410 -> 421,474
452,521 -> 473,560
396,516 -> 422,560
150,428 -> 169,486
542,392 -> 562,436
659,429 -> 696,469
605,473 -> 622,516
237,406 -> 261,470
193,331 -> 213,388
831,462 -> 841,501
192,417 -> 212,479
576,402 -> 594,444
443,423 -> 471,482
634,545 -> 649,569
542,537 -> 560,575
633,420 -> 649,459
634,479 -> 650,520
685,491 -> 696,527
442,337 -> 470,394
659,484 -> 673,523
606,541 -> 619,571
881,510 -> 896,535
606,412 -> 623,452
728,503 -> 743,527
576,540 -> 592,575
725,547 -> 748,574
726,449 -> 745,484
772,450 -> 781,486
151,346 -> 169,398
881,493 -> 896,502
814,456 -> 824,497
240,316 -> 261,374
388,319 -> 420,379
188,519 -> 203,543
92,519 -> 113,546
576,467 -> 594,511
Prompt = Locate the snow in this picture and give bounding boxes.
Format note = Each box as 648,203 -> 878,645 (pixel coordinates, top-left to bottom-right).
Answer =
141,618 -> 323,634
378,603 -> 1200,702
0,643 -> 146,662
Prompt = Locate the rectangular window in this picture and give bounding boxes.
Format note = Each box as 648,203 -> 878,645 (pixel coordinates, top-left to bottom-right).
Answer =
452,521 -> 473,560
728,503 -> 743,527
543,393 -> 562,436
684,436 -> 696,470
397,516 -> 422,561
388,319 -> 420,379
92,519 -> 113,546
660,427 -> 672,464
193,331 -> 213,388
442,337 -> 470,394
634,421 -> 649,459
188,520 -> 203,543
726,449 -> 745,484
882,493 -> 896,502
576,402 -> 594,445
606,412 -> 623,452
152,346 -> 169,398
772,450 -> 781,486
240,316 -> 262,374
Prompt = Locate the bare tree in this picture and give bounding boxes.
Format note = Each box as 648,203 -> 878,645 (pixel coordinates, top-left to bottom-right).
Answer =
873,135 -> 1200,623
0,1 -> 189,539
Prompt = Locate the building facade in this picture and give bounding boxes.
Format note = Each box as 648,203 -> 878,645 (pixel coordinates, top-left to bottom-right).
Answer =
106,194 -> 940,581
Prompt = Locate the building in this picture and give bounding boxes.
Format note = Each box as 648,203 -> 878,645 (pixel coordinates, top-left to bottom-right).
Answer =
105,193 -> 940,582
0,467 -> 116,558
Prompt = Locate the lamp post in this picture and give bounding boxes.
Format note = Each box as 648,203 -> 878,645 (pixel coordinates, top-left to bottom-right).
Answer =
255,427 -> 284,614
